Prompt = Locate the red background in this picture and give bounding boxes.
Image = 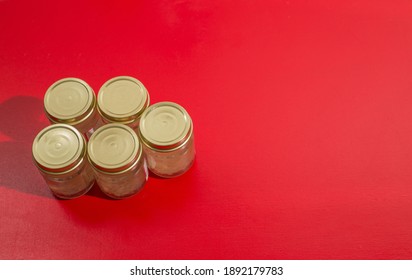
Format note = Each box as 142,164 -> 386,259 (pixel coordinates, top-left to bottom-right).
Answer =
1,0 -> 412,259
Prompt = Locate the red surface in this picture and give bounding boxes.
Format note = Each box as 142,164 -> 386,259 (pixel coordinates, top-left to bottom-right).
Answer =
1,0 -> 412,259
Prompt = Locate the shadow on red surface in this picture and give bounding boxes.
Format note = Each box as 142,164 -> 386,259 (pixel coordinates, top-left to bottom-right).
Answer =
0,96 -> 53,197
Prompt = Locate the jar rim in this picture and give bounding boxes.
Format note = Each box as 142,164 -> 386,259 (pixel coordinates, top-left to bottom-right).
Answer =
139,101 -> 193,151
87,123 -> 142,173
32,124 -> 86,173
44,77 -> 96,126
97,76 -> 150,123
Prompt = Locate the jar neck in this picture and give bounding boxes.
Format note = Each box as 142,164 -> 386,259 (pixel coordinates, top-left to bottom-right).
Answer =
45,94 -> 97,127
88,144 -> 143,175
34,151 -> 87,175
140,125 -> 193,152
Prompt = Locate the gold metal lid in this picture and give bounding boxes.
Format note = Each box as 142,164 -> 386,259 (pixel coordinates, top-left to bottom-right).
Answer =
139,102 -> 193,151
32,124 -> 85,173
87,123 -> 141,173
97,76 -> 150,124
44,78 -> 96,125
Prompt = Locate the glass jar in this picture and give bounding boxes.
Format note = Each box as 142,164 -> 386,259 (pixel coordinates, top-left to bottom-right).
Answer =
87,123 -> 148,199
138,102 -> 196,178
44,77 -> 101,139
32,124 -> 95,199
97,76 -> 150,131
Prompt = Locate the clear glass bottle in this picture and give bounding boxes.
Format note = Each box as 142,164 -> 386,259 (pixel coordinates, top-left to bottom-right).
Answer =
139,102 -> 196,178
97,76 -> 150,131
87,123 -> 148,199
32,124 -> 95,199
44,77 -> 102,139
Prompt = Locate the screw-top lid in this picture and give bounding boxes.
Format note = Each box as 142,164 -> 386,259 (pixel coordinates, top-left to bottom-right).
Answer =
32,124 -> 85,173
88,123 -> 141,173
97,76 -> 150,125
44,78 -> 96,125
139,102 -> 193,151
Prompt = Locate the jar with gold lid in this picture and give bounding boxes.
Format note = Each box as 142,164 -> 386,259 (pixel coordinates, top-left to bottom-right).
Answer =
138,102 -> 195,178
87,123 -> 148,199
32,124 -> 95,199
44,77 -> 101,139
97,76 -> 150,131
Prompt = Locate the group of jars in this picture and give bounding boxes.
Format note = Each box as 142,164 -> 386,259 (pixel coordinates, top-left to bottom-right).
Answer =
32,76 -> 196,199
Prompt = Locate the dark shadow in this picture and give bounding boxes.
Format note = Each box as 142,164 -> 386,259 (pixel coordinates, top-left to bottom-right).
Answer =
0,96 -> 53,198
85,181 -> 116,200
0,95 -> 120,200
148,170 -> 169,179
